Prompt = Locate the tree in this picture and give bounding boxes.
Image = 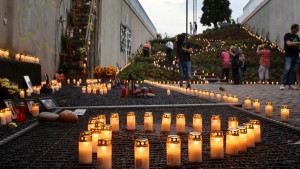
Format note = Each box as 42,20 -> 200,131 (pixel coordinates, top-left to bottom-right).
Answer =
200,0 -> 232,28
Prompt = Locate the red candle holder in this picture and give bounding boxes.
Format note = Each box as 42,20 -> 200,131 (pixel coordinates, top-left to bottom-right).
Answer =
16,102 -> 26,122
121,87 -> 126,97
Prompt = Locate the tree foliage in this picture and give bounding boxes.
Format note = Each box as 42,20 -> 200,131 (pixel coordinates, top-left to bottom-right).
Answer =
200,0 -> 232,28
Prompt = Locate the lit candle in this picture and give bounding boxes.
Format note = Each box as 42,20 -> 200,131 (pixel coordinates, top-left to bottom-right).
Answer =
176,114 -> 186,133
67,79 -> 70,84
250,119 -> 261,143
243,123 -> 255,148
166,135 -> 181,167
100,124 -> 112,140
211,115 -> 221,131
78,135 -> 92,164
227,95 -> 233,103
31,103 -> 39,117
91,128 -> 102,153
87,86 -> 92,93
144,112 -> 153,131
73,79 -> 76,84
26,89 -> 31,97
127,112 -> 136,130
232,95 -> 239,103
188,132 -> 202,162
244,97 -> 251,109
193,114 -> 202,133
281,105 -> 290,122
223,94 -> 228,102
161,113 -> 171,132
236,126 -> 247,153
80,130 -> 92,136
97,114 -> 106,124
5,108 -> 12,123
97,139 -> 112,169
253,99 -> 260,113
100,88 -> 104,95
134,138 -> 150,169
226,128 -> 239,155
216,92 -> 221,102
107,83 -> 112,90
0,110 -> 7,125
210,131 -> 224,159
228,117 -> 238,128
209,91 -> 214,100
110,113 -> 119,132
82,86 -> 86,93
88,117 -> 96,130
265,102 -> 273,117
166,89 -> 171,95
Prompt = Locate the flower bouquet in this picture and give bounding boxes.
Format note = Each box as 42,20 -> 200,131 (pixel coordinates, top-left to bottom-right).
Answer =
0,78 -> 19,108
94,66 -> 117,83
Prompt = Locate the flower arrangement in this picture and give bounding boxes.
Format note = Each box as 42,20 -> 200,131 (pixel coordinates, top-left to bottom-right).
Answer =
94,66 -> 117,78
0,78 -> 19,95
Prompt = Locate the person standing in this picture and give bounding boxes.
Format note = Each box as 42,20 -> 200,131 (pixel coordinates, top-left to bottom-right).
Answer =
177,34 -> 193,88
280,24 -> 300,90
230,46 -> 241,85
189,22 -> 193,35
166,41 -> 174,63
239,48 -> 245,83
193,22 -> 197,35
257,44 -> 271,84
220,49 -> 230,80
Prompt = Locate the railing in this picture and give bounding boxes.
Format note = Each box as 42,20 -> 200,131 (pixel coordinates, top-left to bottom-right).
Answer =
238,0 -> 265,23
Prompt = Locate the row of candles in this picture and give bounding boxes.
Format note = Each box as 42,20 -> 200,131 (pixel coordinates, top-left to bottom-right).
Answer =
145,81 -> 291,122
15,54 -> 40,63
0,108 -> 13,125
78,112 -> 261,168
0,49 -> 9,58
81,83 -> 112,94
66,78 -> 99,85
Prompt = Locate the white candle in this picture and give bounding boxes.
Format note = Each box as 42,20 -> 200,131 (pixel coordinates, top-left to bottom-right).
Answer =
144,112 -> 153,131
103,87 -> 108,94
166,89 -> 171,95
97,114 -> 106,124
97,139 -> 112,169
31,103 -> 39,117
127,112 -> 136,130
244,97 -> 252,109
107,84 -> 111,90
176,114 -> 186,133
281,105 -> 290,122
78,135 -> 93,164
73,79 -> 76,84
82,86 -> 86,93
26,89 -> 31,97
87,86 -> 92,93
209,92 -> 214,100
226,128 -> 239,155
250,119 -> 261,143
5,108 -> 12,122
67,79 -> 70,84
110,113 -> 119,132
193,114 -> 202,133
100,88 -> 104,95
227,95 -> 233,103
0,110 -> 7,125
232,95 -> 239,104
223,94 -> 228,102
100,124 -> 112,140
211,115 -> 221,131
228,117 -> 238,128
265,102 -> 273,117
88,117 -> 96,130
166,135 -> 181,167
161,113 -> 171,132
216,93 -> 221,102
253,99 -> 260,113
91,128 -> 102,153
134,138 -> 150,169
210,131 -> 224,159
188,132 -> 202,162
236,126 -> 247,153
243,123 -> 255,148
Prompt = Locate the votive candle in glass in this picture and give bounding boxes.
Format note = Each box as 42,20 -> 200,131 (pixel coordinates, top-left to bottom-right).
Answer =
100,124 -> 112,140
281,105 -> 290,122
232,95 -> 239,104
209,91 -> 214,100
188,132 -> 202,162
161,113 -> 171,132
210,131 -> 224,159
244,97 -> 251,110
5,108 -> 12,122
127,112 -> 136,130
91,128 -> 102,153
236,126 -> 247,153
226,128 -> 239,155
97,139 -> 112,169
31,103 -> 39,117
134,138 -> 149,169
176,114 -> 186,133
216,92 -> 221,102
88,117 -> 97,130
193,114 -> 202,133
82,86 -> 86,93
78,135 -> 92,164
144,112 -> 153,131
250,119 -> 261,143
0,109 -> 7,125
265,102 -> 273,117
166,135 -> 181,167
243,123 -> 255,148
110,113 -> 119,132
211,115 -> 221,131
228,117 -> 238,128
253,99 -> 260,113
97,114 -> 106,124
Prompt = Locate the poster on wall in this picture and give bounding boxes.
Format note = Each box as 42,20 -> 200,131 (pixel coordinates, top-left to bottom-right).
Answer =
24,75 -> 33,93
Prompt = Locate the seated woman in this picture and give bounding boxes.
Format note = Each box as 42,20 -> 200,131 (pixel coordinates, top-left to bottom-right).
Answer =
55,70 -> 65,82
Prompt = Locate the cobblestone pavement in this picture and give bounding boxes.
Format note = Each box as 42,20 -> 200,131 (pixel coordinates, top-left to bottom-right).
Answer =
189,83 -> 300,128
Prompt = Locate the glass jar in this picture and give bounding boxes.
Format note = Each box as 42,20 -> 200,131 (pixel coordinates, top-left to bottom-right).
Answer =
16,102 -> 26,122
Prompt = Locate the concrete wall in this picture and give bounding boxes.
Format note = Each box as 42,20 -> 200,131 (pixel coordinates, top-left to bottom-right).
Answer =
95,0 -> 156,69
241,0 -> 300,48
0,0 -> 70,79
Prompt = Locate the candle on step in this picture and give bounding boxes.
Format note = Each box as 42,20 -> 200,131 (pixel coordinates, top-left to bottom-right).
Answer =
176,114 -> 186,133
127,112 -> 136,130
4,108 -> 12,122
78,135 -> 92,164
236,126 -> 247,153
144,112 -> 153,131
0,110 -> 7,125
209,91 -> 214,100
166,135 -> 181,167
161,113 -> 171,132
97,139 -> 112,169
253,99 -> 260,113
188,132 -> 202,162
226,128 -> 239,155
223,94 -> 228,102
243,123 -> 255,148
216,92 -> 221,102
91,128 -> 102,153
193,114 -> 202,133
97,114 -> 106,124
87,86 -> 92,93
244,97 -> 252,109
134,138 -> 150,169
88,117 -> 97,130
265,102 -> 273,117
210,131 -> 224,159
100,124 -> 112,140
281,105 -> 290,122
26,88 -> 31,97
110,113 -> 119,132
228,117 -> 238,128
250,119 -> 261,143
82,86 -> 86,93
232,95 -> 239,103
211,115 -> 221,131
31,103 -> 39,117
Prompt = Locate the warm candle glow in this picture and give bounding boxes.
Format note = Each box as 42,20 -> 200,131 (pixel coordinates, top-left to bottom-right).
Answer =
188,132 -> 202,162
134,138 -> 149,169
176,114 -> 186,133
265,102 -> 273,117
166,135 -> 181,166
232,95 -> 239,104
209,91 -> 214,100
193,114 -> 202,133
236,126 -> 247,153
281,105 -> 290,122
4,108 -> 12,123
100,124 -> 112,140
253,99 -> 260,113
244,97 -> 252,110
223,94 -> 228,102
166,89 -> 171,95
243,123 -> 255,148
78,135 -> 92,164
26,88 -> 31,97
250,119 -> 261,143
144,112 -> 153,131
88,117 -> 96,130
127,112 -> 136,130
211,115 -> 221,131
226,128 -> 239,155
110,113 -> 119,132
97,139 -> 112,169
228,117 -> 238,128
161,113 -> 171,132
31,103 -> 39,117
91,128 -> 102,153
97,114 -> 106,124
216,93 -> 221,102
210,131 -> 224,159
82,86 -> 86,93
